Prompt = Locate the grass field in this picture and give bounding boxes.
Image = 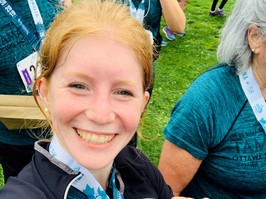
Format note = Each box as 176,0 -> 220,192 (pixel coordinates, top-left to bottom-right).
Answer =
0,0 -> 236,188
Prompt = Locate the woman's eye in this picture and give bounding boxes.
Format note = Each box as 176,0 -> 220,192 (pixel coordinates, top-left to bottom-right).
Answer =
69,83 -> 86,90
116,90 -> 133,96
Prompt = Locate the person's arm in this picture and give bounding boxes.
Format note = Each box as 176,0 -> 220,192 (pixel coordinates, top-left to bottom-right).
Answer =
158,140 -> 202,196
160,0 -> 186,33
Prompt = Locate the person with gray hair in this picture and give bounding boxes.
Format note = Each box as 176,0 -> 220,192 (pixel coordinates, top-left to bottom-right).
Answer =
217,0 -> 266,73
158,0 -> 266,198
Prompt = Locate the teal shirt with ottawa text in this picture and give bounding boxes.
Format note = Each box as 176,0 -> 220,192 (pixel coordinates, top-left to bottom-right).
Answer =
164,64 -> 266,198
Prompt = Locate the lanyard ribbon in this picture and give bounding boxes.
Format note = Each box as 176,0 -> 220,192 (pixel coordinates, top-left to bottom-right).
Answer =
0,0 -> 45,51
129,0 -> 145,23
109,167 -> 124,199
49,136 -> 124,199
239,66 -> 266,132
27,0 -> 45,45
128,0 -> 153,44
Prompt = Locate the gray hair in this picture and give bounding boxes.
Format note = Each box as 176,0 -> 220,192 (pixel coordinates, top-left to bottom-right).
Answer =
217,0 -> 266,74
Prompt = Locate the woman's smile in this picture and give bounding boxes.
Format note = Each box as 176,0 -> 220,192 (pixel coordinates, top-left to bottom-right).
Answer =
76,129 -> 115,144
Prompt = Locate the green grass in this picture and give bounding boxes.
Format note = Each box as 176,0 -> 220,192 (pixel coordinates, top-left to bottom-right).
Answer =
137,0 -> 236,165
0,0 -> 236,187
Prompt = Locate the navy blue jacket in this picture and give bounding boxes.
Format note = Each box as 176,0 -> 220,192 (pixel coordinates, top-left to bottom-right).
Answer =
0,141 -> 173,199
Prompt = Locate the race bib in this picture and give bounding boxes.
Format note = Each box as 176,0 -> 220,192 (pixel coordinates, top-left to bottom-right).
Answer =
16,52 -> 41,93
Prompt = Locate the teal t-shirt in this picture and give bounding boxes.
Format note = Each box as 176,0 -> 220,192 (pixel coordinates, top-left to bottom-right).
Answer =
164,64 -> 266,198
0,0 -> 60,145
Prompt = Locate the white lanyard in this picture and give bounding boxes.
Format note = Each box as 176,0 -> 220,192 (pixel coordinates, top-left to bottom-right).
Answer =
239,66 -> 266,132
27,0 -> 45,45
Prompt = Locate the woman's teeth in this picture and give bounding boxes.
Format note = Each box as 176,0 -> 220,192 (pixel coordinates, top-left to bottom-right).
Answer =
77,130 -> 114,144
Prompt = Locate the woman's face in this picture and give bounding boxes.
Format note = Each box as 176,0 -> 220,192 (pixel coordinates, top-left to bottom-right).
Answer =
39,35 -> 149,169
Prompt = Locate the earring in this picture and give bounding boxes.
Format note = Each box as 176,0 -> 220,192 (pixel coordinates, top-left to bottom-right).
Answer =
251,48 -> 255,52
44,107 -> 48,112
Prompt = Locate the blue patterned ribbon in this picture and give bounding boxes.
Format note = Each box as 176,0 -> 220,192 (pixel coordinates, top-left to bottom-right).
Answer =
49,136 -> 124,199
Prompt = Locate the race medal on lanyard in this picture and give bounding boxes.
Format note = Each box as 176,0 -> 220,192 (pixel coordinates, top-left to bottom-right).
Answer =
239,66 -> 266,132
129,0 -> 153,44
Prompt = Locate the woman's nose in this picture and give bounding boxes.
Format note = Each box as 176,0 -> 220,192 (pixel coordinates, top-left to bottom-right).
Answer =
85,96 -> 115,125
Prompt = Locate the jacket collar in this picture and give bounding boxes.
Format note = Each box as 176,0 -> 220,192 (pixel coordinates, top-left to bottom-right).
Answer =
34,140 -> 81,198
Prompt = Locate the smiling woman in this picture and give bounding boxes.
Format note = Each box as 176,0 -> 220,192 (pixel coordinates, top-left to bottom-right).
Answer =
39,34 -> 149,170
0,0 -> 174,198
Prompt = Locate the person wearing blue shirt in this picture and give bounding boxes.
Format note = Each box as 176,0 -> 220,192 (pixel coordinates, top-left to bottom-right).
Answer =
0,0 -> 59,183
159,0 -> 266,198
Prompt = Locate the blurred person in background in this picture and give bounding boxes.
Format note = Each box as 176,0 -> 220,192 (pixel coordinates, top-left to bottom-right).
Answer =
209,0 -> 228,17
162,0 -> 186,41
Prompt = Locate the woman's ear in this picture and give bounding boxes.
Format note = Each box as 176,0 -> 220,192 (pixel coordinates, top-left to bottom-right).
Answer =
37,77 -> 49,107
143,91 -> 150,110
144,91 -> 150,105
248,24 -> 261,54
